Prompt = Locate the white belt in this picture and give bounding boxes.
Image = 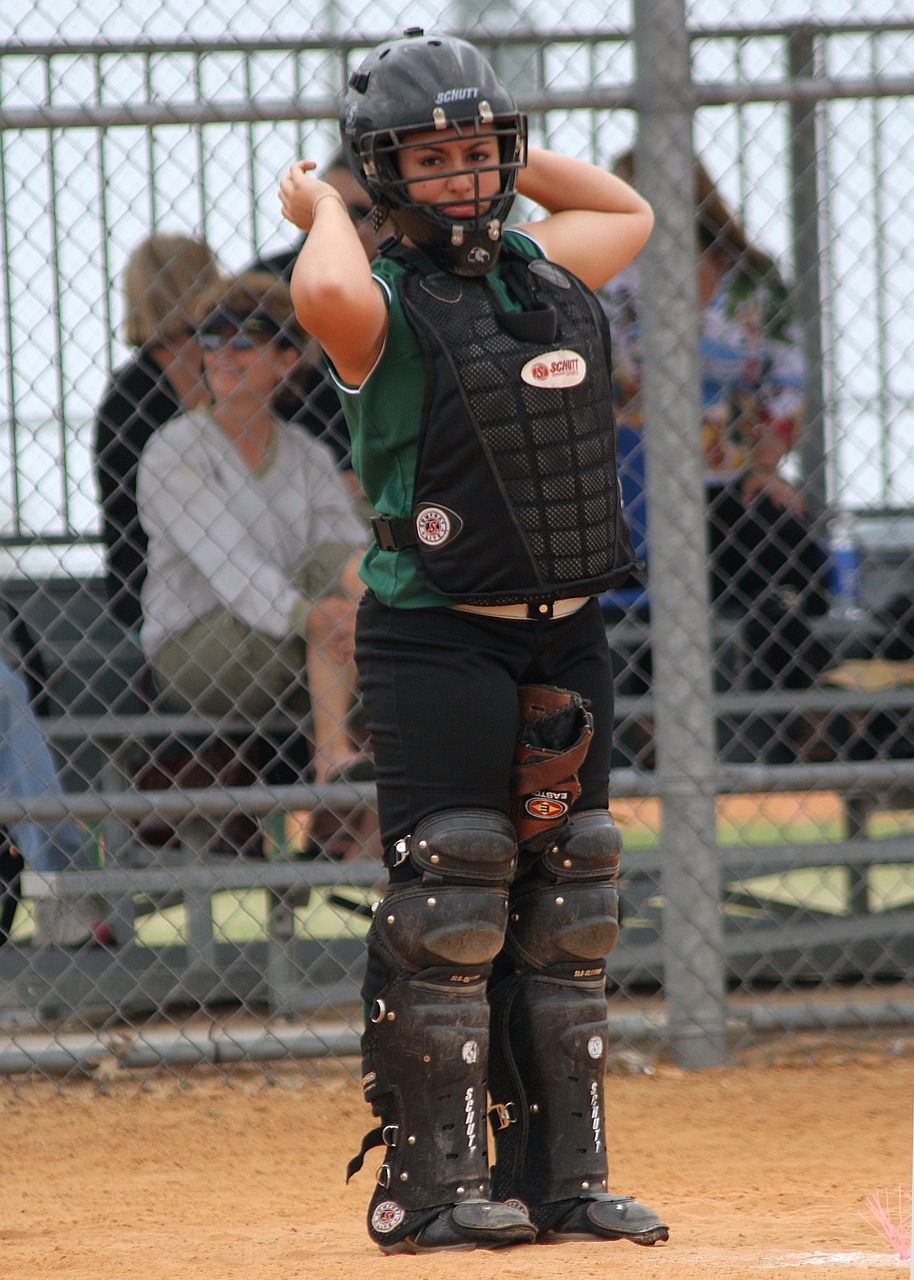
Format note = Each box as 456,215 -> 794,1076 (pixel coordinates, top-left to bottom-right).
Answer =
452,596 -> 590,621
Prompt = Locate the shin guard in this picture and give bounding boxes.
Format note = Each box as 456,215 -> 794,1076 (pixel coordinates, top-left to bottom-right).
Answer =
348,809 -> 535,1252
488,971 -> 667,1244
487,807 -> 668,1245
355,974 -> 509,1247
488,969 -> 611,1216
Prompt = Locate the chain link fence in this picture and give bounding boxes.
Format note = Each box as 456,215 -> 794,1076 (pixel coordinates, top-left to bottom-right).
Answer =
1,0 -> 913,1084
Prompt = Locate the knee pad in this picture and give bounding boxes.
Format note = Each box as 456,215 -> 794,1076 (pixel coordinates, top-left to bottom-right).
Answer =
506,809 -> 623,971
398,808 -> 518,885
375,809 -> 516,975
506,880 -> 619,971
539,808 -> 622,881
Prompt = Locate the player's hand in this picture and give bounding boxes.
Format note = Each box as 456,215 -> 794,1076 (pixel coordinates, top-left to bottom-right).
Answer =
279,162 -> 343,232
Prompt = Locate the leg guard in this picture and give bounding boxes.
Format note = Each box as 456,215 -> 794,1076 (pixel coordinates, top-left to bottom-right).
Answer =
351,809 -> 534,1252
488,809 -> 668,1245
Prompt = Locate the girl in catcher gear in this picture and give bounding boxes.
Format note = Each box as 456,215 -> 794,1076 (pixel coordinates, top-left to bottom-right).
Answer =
279,28 -> 669,1255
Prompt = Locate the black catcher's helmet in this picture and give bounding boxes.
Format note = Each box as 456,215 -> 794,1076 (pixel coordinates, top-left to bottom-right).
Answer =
340,29 -> 527,276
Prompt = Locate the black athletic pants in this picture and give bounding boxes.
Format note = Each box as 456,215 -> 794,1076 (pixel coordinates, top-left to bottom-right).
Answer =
354,592 -> 614,854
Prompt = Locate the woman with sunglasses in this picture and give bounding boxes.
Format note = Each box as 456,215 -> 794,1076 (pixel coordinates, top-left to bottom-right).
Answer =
137,272 -> 367,791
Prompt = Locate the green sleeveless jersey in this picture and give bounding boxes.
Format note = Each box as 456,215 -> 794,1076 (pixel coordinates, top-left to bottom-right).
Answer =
334,229 -> 545,609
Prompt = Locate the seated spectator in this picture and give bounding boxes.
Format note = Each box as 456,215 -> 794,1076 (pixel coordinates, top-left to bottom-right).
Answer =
94,233 -> 224,632
137,272 -> 367,788
602,150 -> 830,694
0,657 -> 111,947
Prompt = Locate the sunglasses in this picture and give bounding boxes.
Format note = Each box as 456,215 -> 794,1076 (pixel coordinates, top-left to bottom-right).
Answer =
199,331 -> 273,352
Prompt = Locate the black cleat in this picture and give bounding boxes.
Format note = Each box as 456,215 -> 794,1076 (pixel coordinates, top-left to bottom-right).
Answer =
535,1193 -> 669,1245
377,1199 -> 536,1254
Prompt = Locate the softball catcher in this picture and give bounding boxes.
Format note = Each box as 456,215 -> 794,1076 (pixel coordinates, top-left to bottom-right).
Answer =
280,28 -> 669,1254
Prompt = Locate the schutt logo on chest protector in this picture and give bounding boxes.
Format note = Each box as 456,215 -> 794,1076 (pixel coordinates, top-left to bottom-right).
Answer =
521,348 -> 587,388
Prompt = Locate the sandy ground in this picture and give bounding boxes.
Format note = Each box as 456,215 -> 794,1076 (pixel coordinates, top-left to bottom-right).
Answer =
3,1054 -> 912,1279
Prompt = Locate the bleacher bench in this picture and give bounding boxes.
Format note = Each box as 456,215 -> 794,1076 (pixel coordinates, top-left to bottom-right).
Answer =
0,574 -> 912,1026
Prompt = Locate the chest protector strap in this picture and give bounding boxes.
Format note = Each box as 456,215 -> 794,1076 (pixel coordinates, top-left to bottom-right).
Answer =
381,243 -> 638,606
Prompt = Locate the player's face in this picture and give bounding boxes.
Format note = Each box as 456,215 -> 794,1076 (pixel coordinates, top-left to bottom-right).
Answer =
397,126 -> 501,218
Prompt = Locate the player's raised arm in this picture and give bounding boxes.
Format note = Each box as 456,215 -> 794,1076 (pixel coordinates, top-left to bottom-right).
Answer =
279,160 -> 388,386
515,147 -> 654,289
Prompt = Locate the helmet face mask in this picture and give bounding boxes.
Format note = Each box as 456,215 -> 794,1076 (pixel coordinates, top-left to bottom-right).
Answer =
341,32 -> 528,275
359,117 -> 526,271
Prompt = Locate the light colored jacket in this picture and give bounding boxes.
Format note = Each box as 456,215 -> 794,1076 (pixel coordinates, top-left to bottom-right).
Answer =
137,409 -> 364,656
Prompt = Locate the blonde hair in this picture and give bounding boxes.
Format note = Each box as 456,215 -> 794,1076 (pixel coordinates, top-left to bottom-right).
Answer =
123,234 -> 222,347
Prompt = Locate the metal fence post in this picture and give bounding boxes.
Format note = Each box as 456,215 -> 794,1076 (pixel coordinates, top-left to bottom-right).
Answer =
789,25 -> 829,515
632,0 -> 728,1067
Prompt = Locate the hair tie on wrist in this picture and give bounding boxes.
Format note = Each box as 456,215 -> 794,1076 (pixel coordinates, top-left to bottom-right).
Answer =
310,191 -> 345,227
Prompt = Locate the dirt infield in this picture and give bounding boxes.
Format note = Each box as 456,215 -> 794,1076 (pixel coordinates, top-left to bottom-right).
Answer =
4,1054 -> 911,1279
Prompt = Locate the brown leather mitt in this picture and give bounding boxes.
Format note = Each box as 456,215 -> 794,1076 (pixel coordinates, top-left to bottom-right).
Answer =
510,685 -> 594,846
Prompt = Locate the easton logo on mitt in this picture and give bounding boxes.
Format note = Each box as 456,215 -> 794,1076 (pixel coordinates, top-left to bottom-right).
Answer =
524,791 -> 572,821
511,685 -> 594,845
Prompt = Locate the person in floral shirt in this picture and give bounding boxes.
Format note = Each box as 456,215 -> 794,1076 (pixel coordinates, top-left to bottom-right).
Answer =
602,152 -> 830,692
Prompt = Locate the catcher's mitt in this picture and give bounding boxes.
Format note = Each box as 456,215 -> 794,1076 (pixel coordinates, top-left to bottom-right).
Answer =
510,685 -> 594,845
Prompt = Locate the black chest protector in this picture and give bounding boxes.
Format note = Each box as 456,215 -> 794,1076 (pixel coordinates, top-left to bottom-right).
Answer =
371,243 -> 639,607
